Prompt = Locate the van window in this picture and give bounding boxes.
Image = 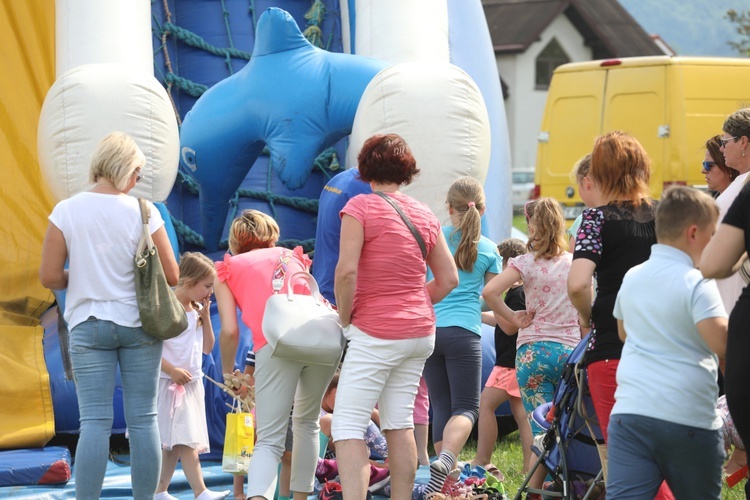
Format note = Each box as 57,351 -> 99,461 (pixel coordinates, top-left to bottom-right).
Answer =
512,171 -> 535,184
536,38 -> 570,89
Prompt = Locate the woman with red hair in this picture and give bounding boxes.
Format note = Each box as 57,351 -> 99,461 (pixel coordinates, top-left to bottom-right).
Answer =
567,131 -> 673,498
332,134 -> 458,500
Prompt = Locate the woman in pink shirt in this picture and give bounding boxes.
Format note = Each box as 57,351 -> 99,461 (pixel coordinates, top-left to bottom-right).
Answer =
214,210 -> 339,500
332,134 -> 458,500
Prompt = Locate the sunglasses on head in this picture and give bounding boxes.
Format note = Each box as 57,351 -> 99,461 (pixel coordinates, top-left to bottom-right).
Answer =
523,200 -> 534,223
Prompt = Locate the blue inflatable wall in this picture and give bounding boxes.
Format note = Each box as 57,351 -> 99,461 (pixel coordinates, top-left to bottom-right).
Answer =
45,0 -> 513,448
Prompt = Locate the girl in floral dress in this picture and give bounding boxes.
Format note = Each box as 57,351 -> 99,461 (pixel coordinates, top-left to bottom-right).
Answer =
483,198 -> 583,493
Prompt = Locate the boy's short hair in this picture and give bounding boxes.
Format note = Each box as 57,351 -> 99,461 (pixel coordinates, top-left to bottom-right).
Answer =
497,237 -> 527,264
656,186 -> 719,242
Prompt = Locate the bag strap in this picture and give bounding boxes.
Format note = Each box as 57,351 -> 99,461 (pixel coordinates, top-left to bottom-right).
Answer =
373,191 -> 427,259
135,198 -> 154,263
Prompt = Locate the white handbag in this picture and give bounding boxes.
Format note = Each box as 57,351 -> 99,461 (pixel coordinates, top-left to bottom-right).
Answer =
262,266 -> 345,367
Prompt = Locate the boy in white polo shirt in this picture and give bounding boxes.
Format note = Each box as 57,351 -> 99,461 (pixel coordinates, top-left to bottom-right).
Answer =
607,186 -> 728,499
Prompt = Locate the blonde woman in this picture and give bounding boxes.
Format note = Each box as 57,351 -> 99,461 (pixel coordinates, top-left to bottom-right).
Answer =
214,210 -> 338,500
39,132 -> 179,499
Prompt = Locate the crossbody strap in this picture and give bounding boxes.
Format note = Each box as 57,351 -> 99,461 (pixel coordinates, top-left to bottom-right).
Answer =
373,191 -> 427,259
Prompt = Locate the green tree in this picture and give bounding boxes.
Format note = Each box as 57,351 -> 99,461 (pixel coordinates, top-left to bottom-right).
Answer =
726,9 -> 750,56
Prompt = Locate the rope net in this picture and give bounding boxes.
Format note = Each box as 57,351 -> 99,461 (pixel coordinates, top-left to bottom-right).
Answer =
152,0 -> 343,254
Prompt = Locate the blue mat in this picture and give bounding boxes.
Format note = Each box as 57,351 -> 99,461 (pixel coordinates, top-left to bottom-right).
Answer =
0,457 -> 431,499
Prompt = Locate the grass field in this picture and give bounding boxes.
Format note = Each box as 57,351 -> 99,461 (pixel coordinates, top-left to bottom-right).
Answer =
512,214 -> 527,235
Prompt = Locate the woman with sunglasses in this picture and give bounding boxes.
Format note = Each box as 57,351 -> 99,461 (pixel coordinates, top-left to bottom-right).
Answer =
704,135 -> 740,197
711,110 -> 750,319
702,110 -> 750,500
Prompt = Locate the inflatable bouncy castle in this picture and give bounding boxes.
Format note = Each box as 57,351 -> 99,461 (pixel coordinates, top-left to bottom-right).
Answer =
1,0 -> 512,483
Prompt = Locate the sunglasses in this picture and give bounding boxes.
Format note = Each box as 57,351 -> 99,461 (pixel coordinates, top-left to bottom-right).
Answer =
701,161 -> 716,173
719,136 -> 738,147
134,169 -> 143,183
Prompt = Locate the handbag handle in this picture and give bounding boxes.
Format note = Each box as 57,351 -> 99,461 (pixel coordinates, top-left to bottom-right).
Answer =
135,198 -> 155,267
373,191 -> 427,259
285,271 -> 327,306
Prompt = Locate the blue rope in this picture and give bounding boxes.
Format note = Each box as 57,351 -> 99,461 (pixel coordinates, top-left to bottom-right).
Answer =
165,73 -> 207,98
303,0 -> 326,48
163,22 -> 252,61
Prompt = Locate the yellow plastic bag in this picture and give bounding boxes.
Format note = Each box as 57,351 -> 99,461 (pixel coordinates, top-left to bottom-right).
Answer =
222,408 -> 255,474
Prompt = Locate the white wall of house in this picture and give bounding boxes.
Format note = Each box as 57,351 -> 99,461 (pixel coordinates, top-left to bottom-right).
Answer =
499,14 -> 592,172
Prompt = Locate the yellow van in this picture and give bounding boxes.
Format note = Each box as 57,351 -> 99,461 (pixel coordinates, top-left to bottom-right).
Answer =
535,56 -> 750,221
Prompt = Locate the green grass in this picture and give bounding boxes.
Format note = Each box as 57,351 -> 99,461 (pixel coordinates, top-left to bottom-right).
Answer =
455,431 -> 746,499
512,214 -> 528,235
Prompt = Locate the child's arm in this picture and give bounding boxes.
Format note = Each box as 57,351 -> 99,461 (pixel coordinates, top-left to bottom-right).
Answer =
244,360 -> 256,388
370,408 -> 381,428
483,267 -> 532,331
198,297 -> 215,354
617,319 -> 627,342
481,311 -> 496,326
483,310 -> 520,334
161,358 -> 191,385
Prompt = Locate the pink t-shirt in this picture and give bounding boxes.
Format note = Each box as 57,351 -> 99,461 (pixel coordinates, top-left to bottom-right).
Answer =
508,252 -> 580,349
341,192 -> 440,340
215,246 -> 312,351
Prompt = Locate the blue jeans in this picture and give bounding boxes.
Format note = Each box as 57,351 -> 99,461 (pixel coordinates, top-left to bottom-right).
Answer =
607,413 -> 725,499
69,317 -> 163,499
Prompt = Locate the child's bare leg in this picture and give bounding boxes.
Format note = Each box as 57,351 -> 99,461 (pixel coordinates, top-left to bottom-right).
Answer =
726,448 -> 748,476
320,414 -> 333,455
158,447 -> 180,493
175,445 -> 209,497
414,424 -> 430,466
472,386 -> 509,467
510,396 -> 533,474
232,474 -> 245,499
527,455 -> 547,490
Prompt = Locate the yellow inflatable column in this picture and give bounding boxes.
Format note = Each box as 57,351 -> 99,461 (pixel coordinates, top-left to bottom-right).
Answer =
0,0 -> 57,448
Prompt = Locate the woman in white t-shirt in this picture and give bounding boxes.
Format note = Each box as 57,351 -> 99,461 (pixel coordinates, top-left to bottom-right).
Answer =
39,132 -> 179,499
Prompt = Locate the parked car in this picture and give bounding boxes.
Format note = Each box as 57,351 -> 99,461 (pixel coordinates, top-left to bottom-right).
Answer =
511,168 -> 535,212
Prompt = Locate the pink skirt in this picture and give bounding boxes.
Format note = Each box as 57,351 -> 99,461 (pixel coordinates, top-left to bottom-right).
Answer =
484,366 -> 521,398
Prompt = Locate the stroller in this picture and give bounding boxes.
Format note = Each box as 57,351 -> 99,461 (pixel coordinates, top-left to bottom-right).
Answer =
514,334 -> 606,500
